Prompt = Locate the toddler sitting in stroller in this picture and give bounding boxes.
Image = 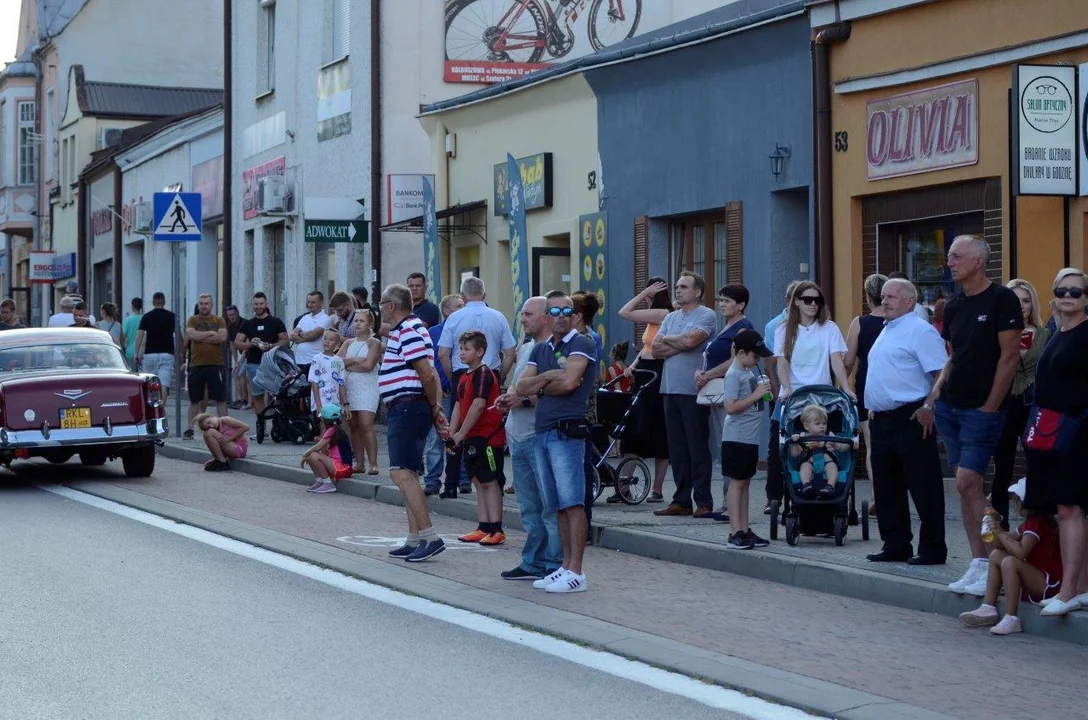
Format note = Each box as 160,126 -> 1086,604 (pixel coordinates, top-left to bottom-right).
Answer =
790,403 -> 858,498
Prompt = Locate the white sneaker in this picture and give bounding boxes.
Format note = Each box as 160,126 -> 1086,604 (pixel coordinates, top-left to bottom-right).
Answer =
1041,597 -> 1081,617
990,615 -> 1022,635
959,604 -> 999,627
546,572 -> 587,593
533,568 -> 569,590
963,574 -> 989,597
949,558 -> 985,593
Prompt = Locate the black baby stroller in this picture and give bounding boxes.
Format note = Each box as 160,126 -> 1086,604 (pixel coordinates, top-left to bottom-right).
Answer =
252,346 -> 319,445
769,385 -> 870,546
587,369 -> 658,505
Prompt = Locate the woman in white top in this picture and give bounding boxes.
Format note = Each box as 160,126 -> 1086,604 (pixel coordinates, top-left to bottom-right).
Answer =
338,308 -> 382,475
774,281 -> 853,402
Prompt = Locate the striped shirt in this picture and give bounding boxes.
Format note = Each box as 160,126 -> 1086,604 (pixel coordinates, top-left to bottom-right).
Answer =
379,315 -> 434,403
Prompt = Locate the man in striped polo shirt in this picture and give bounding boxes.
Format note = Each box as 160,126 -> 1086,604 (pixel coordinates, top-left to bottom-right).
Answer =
378,284 -> 450,562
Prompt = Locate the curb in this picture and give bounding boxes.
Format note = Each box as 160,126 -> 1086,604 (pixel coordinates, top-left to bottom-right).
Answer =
71,479 -> 955,720
158,444 -> 1088,646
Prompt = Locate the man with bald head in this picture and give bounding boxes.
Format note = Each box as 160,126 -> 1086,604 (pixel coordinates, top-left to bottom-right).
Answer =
927,235 -> 1022,594
864,279 -> 948,565
495,296 -> 562,581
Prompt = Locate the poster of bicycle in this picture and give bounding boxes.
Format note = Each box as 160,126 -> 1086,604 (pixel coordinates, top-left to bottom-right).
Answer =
444,0 -> 670,84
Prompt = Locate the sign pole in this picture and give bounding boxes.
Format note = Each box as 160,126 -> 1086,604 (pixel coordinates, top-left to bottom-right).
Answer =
172,242 -> 182,438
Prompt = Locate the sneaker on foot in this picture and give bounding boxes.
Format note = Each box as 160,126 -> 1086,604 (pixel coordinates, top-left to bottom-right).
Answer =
305,480 -> 323,491
388,542 -> 419,558
459,484 -> 473,494
746,530 -> 770,547
458,529 -> 488,543
206,460 -> 230,472
405,539 -> 445,562
311,481 -> 337,493
726,532 -> 755,550
479,532 -> 506,546
424,484 -> 440,496
949,558 -> 986,593
533,568 -> 569,590
990,615 -> 1023,635
959,605 -> 999,627
800,484 -> 817,499
182,429 -> 194,440
438,489 -> 458,499
1041,596 -> 1081,616
963,575 -> 989,597
546,572 -> 587,593
501,566 -> 543,581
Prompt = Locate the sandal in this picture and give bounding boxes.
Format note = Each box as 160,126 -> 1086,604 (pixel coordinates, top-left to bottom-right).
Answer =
368,468 -> 380,475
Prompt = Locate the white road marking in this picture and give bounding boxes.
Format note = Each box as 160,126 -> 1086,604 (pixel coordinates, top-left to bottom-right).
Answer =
44,485 -> 821,720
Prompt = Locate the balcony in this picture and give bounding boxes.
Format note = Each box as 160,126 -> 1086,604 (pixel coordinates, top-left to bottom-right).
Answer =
0,186 -> 36,236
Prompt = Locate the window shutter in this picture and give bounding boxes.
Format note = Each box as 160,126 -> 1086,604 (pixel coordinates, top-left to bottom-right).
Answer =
633,215 -> 649,347
724,201 -> 743,284
332,0 -> 350,59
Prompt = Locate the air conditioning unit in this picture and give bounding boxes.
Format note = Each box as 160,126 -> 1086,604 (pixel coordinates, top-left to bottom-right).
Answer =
258,176 -> 287,213
134,201 -> 153,232
98,127 -> 124,149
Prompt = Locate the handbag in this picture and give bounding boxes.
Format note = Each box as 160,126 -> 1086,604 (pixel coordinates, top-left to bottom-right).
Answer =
696,378 -> 725,406
1022,405 -> 1086,453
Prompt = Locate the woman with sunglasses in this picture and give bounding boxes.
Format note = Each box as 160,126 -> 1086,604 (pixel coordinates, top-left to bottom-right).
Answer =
774,282 -> 852,402
1029,268 -> 1088,617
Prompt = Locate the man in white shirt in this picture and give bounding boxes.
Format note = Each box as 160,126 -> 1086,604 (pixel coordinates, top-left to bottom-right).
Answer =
864,278 -> 948,566
48,295 -> 96,327
291,291 -> 334,375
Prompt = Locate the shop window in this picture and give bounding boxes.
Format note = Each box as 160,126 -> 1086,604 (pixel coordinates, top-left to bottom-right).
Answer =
877,212 -> 983,309
668,203 -> 744,307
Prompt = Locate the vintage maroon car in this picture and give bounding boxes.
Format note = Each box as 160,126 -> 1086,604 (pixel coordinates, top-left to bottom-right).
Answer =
0,327 -> 167,476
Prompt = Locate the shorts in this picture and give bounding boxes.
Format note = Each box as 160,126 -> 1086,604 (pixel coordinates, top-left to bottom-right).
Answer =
188,365 -> 227,403
933,400 -> 1006,475
332,460 -> 352,481
232,437 -> 249,458
463,438 -> 506,485
721,441 -> 758,480
386,398 -> 431,475
246,363 -> 260,384
143,353 -> 175,388
534,428 -> 586,513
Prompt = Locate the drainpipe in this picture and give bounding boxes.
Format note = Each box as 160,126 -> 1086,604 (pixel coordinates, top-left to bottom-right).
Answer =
812,21 -> 850,315
113,163 -> 122,303
77,176 -> 87,297
369,0 -> 382,301
31,44 -> 44,323
223,0 -> 233,305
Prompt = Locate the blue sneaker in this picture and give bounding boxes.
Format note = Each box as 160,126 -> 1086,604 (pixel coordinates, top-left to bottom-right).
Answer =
405,539 -> 446,563
388,542 -> 419,558
424,483 -> 440,496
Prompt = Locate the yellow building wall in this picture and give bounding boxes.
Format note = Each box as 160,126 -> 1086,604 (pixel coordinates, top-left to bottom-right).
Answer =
827,0 -> 1088,319
424,74 -> 599,324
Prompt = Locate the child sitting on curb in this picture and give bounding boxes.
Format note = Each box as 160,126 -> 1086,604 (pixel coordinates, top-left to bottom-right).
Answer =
301,403 -> 354,494
959,479 -> 1062,635
193,413 -> 250,472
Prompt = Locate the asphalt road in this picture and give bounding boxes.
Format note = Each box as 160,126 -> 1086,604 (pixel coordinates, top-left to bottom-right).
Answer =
0,482 -> 757,720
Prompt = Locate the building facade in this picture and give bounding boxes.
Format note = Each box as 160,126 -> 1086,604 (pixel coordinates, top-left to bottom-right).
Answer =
0,53 -> 37,316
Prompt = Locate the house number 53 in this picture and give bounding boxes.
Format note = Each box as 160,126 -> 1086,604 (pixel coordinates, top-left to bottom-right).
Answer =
834,131 -> 848,152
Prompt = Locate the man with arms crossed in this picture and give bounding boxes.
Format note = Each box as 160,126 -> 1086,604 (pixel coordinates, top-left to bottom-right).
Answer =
515,291 -> 598,593
379,284 -> 450,563
291,291 -> 334,377
928,235 -> 1022,594
235,292 -> 289,419
186,294 -> 229,432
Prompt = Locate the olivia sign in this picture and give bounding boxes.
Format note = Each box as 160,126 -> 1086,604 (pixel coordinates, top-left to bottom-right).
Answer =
866,79 -> 978,181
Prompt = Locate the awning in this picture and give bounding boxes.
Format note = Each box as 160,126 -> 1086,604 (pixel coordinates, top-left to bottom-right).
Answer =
378,199 -> 487,233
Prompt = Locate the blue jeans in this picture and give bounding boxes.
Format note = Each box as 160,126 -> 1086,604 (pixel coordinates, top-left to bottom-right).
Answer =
423,393 -> 453,489
535,429 -> 587,513
933,400 -> 1007,476
511,436 -> 562,573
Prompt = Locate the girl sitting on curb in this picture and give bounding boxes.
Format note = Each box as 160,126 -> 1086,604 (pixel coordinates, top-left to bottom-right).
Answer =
193,413 -> 250,472
301,403 -> 354,494
959,479 -> 1062,635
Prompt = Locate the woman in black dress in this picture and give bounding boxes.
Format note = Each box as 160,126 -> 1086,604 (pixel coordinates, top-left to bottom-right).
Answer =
845,274 -> 886,512
620,278 -> 673,503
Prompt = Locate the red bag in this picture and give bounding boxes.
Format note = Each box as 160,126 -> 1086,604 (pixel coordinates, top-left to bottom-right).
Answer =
1023,406 -> 1084,454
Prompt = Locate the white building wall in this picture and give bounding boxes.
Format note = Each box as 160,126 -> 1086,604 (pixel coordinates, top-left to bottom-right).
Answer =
232,0 -> 372,324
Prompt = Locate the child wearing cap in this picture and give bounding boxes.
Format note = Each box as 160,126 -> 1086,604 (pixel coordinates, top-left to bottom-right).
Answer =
959,479 -> 1062,635
301,403 -> 354,493
721,329 -> 774,550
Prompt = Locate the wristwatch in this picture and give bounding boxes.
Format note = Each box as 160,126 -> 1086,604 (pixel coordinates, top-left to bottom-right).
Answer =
521,397 -> 532,408
921,402 -> 933,412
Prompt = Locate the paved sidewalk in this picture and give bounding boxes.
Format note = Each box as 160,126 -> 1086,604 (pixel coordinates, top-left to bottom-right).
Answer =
167,407 -> 1088,645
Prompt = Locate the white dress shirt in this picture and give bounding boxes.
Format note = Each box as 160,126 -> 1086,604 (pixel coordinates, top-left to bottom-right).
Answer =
864,311 -> 948,413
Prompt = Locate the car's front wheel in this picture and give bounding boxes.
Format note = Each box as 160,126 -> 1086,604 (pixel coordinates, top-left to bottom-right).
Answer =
122,446 -> 156,478
80,449 -> 108,466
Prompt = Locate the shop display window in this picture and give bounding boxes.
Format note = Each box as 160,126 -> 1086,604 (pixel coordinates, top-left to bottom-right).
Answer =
878,212 -> 983,308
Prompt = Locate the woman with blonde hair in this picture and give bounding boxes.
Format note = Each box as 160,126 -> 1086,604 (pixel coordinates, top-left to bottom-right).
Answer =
992,279 -> 1050,529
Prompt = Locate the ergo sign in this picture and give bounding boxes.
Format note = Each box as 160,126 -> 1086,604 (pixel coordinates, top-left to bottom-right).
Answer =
866,79 -> 978,180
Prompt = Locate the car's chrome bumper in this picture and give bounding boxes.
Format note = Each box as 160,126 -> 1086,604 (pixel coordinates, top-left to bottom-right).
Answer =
0,418 -> 168,449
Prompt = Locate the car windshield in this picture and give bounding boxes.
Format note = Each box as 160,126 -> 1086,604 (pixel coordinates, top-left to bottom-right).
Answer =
0,343 -> 129,373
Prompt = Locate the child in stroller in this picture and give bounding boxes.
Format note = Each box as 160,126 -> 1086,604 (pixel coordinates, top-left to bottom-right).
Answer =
790,404 -> 859,499
252,346 -> 318,445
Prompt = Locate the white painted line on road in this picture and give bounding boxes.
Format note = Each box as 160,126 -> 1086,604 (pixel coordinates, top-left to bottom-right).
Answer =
44,485 -> 820,720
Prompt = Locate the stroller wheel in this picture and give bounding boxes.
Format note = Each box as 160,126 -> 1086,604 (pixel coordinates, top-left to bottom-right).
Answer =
861,501 -> 870,541
270,423 -> 284,444
289,419 -> 311,445
784,515 -> 799,546
615,457 -> 651,504
256,421 -> 266,444
833,515 -> 847,546
589,464 -> 603,503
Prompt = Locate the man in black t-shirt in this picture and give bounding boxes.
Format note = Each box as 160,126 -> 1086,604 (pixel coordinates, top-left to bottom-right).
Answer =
136,292 -> 178,404
407,272 -> 442,328
923,235 -> 1022,595
235,291 -> 288,416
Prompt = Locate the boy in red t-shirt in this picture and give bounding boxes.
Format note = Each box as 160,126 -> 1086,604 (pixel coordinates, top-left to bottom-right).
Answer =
959,479 -> 1062,635
449,330 -> 507,546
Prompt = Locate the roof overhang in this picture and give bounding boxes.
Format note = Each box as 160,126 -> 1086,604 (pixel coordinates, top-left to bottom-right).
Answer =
379,200 -> 488,233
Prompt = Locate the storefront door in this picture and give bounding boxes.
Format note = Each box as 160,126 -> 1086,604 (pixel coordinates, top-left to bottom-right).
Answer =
876,212 -> 984,308
532,247 -> 571,296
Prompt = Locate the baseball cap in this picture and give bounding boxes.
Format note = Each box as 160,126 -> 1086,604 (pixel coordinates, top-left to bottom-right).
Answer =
320,403 -> 342,421
732,329 -> 773,358
1008,478 -> 1027,503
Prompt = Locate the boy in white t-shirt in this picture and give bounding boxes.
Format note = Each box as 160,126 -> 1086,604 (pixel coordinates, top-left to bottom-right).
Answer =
721,330 -> 774,550
309,330 -> 348,416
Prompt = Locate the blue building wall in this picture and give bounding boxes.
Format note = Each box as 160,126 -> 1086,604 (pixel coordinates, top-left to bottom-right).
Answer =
585,14 -> 814,349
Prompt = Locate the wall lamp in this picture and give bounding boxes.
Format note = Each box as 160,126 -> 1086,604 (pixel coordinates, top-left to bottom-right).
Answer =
769,144 -> 791,180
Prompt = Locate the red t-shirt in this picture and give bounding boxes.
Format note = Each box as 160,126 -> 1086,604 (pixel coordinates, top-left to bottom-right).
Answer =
1020,515 -> 1063,584
457,365 -> 505,446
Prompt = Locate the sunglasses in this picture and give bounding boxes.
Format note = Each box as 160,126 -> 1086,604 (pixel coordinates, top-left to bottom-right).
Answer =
797,295 -> 824,306
547,307 -> 575,317
1055,287 -> 1085,299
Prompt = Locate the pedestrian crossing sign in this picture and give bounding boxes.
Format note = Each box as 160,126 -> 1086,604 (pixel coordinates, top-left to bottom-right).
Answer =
153,192 -> 203,241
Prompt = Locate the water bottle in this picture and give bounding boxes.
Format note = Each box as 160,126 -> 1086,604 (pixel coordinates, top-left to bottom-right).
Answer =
981,511 -> 996,543
758,374 -> 773,403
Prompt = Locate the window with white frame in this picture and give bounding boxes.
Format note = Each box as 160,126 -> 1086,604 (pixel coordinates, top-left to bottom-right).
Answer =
258,0 -> 276,94
17,101 -> 37,186
329,0 -> 350,62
